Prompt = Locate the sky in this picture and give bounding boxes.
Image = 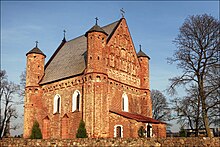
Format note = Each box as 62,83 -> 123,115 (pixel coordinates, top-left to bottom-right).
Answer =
1,1 -> 219,136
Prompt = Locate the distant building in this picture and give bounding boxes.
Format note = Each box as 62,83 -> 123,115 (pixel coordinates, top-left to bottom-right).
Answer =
23,16 -> 166,139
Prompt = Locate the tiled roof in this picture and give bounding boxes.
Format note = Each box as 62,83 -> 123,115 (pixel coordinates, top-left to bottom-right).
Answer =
137,50 -> 150,59
110,110 -> 166,124
26,47 -> 46,57
85,24 -> 108,37
40,19 -> 121,84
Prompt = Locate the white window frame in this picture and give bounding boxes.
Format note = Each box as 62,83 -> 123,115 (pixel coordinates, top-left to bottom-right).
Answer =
146,123 -> 153,138
53,94 -> 61,114
122,93 -> 129,112
72,90 -> 81,112
114,125 -> 123,138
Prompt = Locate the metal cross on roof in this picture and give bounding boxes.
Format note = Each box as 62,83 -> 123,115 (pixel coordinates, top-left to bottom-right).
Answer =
35,41 -> 38,47
95,17 -> 98,25
120,8 -> 125,18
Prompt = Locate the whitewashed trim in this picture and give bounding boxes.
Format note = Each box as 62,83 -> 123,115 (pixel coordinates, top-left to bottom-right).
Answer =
122,93 -> 129,112
53,94 -> 61,114
72,90 -> 81,112
114,125 -> 123,138
146,123 -> 153,138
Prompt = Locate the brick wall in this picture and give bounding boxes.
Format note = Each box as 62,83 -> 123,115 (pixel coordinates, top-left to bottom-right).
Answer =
24,17 -> 163,139
1,138 -> 219,147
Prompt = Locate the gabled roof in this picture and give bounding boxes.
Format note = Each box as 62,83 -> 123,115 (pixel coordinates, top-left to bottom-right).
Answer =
26,47 -> 46,57
110,110 -> 166,124
40,19 -> 121,84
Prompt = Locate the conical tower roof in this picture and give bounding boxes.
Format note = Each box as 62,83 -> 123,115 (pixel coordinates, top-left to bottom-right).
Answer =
137,46 -> 150,59
26,45 -> 46,57
85,24 -> 108,37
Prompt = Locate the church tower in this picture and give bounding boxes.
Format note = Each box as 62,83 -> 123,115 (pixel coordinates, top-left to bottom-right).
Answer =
137,46 -> 152,117
84,19 -> 109,138
23,42 -> 46,138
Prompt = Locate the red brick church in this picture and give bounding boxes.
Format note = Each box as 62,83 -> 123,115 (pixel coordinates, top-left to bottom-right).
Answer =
23,16 -> 166,139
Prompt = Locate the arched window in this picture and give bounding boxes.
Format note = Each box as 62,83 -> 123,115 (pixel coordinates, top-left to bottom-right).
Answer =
53,94 -> 61,114
122,93 -> 128,112
72,90 -> 80,112
146,123 -> 153,138
114,125 -> 123,138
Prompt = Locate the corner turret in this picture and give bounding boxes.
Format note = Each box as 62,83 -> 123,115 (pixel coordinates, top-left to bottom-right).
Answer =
26,42 -> 46,87
137,45 -> 150,89
85,18 -> 108,73
84,18 -> 109,138
137,45 -> 152,117
23,42 -> 46,138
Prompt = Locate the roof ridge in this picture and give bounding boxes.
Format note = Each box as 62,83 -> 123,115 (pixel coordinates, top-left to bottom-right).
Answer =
101,19 -> 120,29
106,18 -> 123,42
66,34 -> 85,43
44,39 -> 66,69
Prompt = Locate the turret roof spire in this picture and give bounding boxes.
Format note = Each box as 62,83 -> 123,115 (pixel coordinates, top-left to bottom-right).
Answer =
85,17 -> 108,37
137,45 -> 150,59
62,30 -> 66,42
26,41 -> 46,57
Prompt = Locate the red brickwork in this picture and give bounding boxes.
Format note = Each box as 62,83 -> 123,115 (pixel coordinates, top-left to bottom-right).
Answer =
23,18 -> 166,139
152,123 -> 167,138
24,53 -> 45,138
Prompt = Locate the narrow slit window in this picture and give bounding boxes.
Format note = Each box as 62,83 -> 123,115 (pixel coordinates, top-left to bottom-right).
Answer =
122,93 -> 128,112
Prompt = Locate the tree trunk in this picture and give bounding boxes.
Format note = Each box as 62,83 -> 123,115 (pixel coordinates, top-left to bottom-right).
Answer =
201,98 -> 212,137
199,76 -> 212,137
195,95 -> 200,137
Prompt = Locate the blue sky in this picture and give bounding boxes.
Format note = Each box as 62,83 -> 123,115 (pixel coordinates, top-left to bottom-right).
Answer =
1,1 -> 219,135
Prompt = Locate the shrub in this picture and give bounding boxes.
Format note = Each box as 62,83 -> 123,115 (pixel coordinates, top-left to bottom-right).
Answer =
76,120 -> 88,138
179,126 -> 186,137
30,120 -> 42,139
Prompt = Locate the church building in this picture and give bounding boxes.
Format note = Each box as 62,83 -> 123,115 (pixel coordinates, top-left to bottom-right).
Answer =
23,16 -> 166,139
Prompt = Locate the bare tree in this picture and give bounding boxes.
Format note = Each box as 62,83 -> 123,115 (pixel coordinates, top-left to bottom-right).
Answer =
171,85 -> 204,136
167,14 -> 220,137
19,70 -> 26,99
151,89 -> 171,122
0,70 -> 20,137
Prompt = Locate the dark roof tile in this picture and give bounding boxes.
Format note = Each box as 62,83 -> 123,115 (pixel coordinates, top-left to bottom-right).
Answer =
40,20 -> 120,84
137,50 -> 150,59
85,24 -> 108,37
26,47 -> 46,57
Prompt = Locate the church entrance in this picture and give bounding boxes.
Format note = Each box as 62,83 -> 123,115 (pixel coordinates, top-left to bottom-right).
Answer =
114,125 -> 123,138
116,126 -> 122,138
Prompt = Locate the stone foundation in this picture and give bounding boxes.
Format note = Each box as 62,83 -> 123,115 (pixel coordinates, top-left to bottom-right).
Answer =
1,137 -> 219,147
